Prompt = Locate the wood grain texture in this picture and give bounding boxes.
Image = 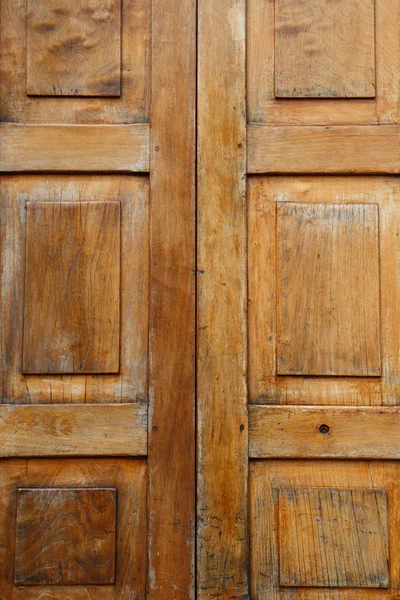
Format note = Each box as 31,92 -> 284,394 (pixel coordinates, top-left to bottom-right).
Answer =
147,0 -> 196,595
249,406 -> 400,459
1,175 -> 149,404
0,124 -> 150,172
279,488 -> 389,588
27,0 -> 121,97
250,460 -> 400,599
248,176 -> 400,406
15,488 -> 116,585
197,0 -> 248,596
276,202 -> 381,376
247,125 -> 400,174
0,404 -> 147,456
248,0 -> 400,124
23,201 -> 120,374
275,0 -> 375,98
0,459 -> 146,599
1,0 -> 149,123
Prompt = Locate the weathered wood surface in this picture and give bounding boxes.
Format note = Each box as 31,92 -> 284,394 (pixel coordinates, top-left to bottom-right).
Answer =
15,488 -> 117,585
0,459 -> 146,599
23,201 -> 120,374
247,126 -> 400,174
249,406 -> 400,459
1,175 -> 149,404
0,404 -> 147,457
0,124 -> 150,172
27,0 -> 122,96
197,0 -> 248,596
147,0 -> 196,595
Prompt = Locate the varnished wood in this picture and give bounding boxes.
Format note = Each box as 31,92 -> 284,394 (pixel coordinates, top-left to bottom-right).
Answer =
0,404 -> 147,456
23,201 -> 120,374
0,459 -> 146,599
27,0 -> 121,97
247,125 -> 400,174
274,0 -> 375,99
0,124 -> 150,172
148,0 -> 196,595
1,175 -> 149,404
15,488 -> 116,585
279,488 -> 389,588
276,202 -> 381,377
249,406 -> 400,459
197,0 -> 248,596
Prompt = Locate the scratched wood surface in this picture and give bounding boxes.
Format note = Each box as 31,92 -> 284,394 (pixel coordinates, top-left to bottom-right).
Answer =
248,176 -> 400,406
1,175 -> 149,403
247,0 -> 400,124
27,0 -> 121,96
250,460 -> 400,599
0,459 -> 146,599
15,488 -> 117,585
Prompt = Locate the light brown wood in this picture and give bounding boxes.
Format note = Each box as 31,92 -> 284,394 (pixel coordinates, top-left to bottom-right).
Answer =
1,175 -> 149,404
249,406 -> 400,459
1,0 -> 149,123
274,0 -> 375,99
250,460 -> 400,599
279,488 -> 389,588
147,0 -> 196,595
15,488 -> 117,585
0,404 -> 147,457
276,202 -> 381,376
197,0 -> 248,596
247,125 -> 400,174
0,459 -> 146,599
23,201 -> 120,374
0,124 -> 150,172
248,0 -> 400,124
248,176 -> 400,406
27,0 -> 121,97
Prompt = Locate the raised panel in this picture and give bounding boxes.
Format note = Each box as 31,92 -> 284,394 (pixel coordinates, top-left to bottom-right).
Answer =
276,202 -> 381,376
15,488 -> 116,586
279,488 -> 389,588
23,201 -> 120,374
275,0 -> 375,99
27,0 -> 121,97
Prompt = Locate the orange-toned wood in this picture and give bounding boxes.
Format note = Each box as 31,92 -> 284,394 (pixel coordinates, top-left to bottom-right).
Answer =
197,0 -> 248,596
27,0 -> 121,97
15,488 -> 117,586
147,0 -> 196,595
23,201 -> 120,374
0,459 -> 146,599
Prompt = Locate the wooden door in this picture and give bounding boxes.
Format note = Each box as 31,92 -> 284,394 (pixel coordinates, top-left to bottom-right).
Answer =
0,0 -> 195,598
198,0 -> 400,598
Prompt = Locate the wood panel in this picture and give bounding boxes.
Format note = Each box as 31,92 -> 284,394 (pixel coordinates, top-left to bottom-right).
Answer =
0,404 -> 147,456
250,460 -> 400,599
23,201 -> 120,374
248,0 -> 400,124
27,0 -> 121,97
0,0 -> 149,123
249,406 -> 400,459
275,0 -> 375,99
197,0 -> 248,596
15,488 -> 116,585
147,0 -> 196,595
1,175 -> 149,404
247,125 -> 400,174
0,459 -> 146,599
279,488 -> 389,588
276,202 -> 381,376
0,124 -> 150,172
248,176 -> 400,406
